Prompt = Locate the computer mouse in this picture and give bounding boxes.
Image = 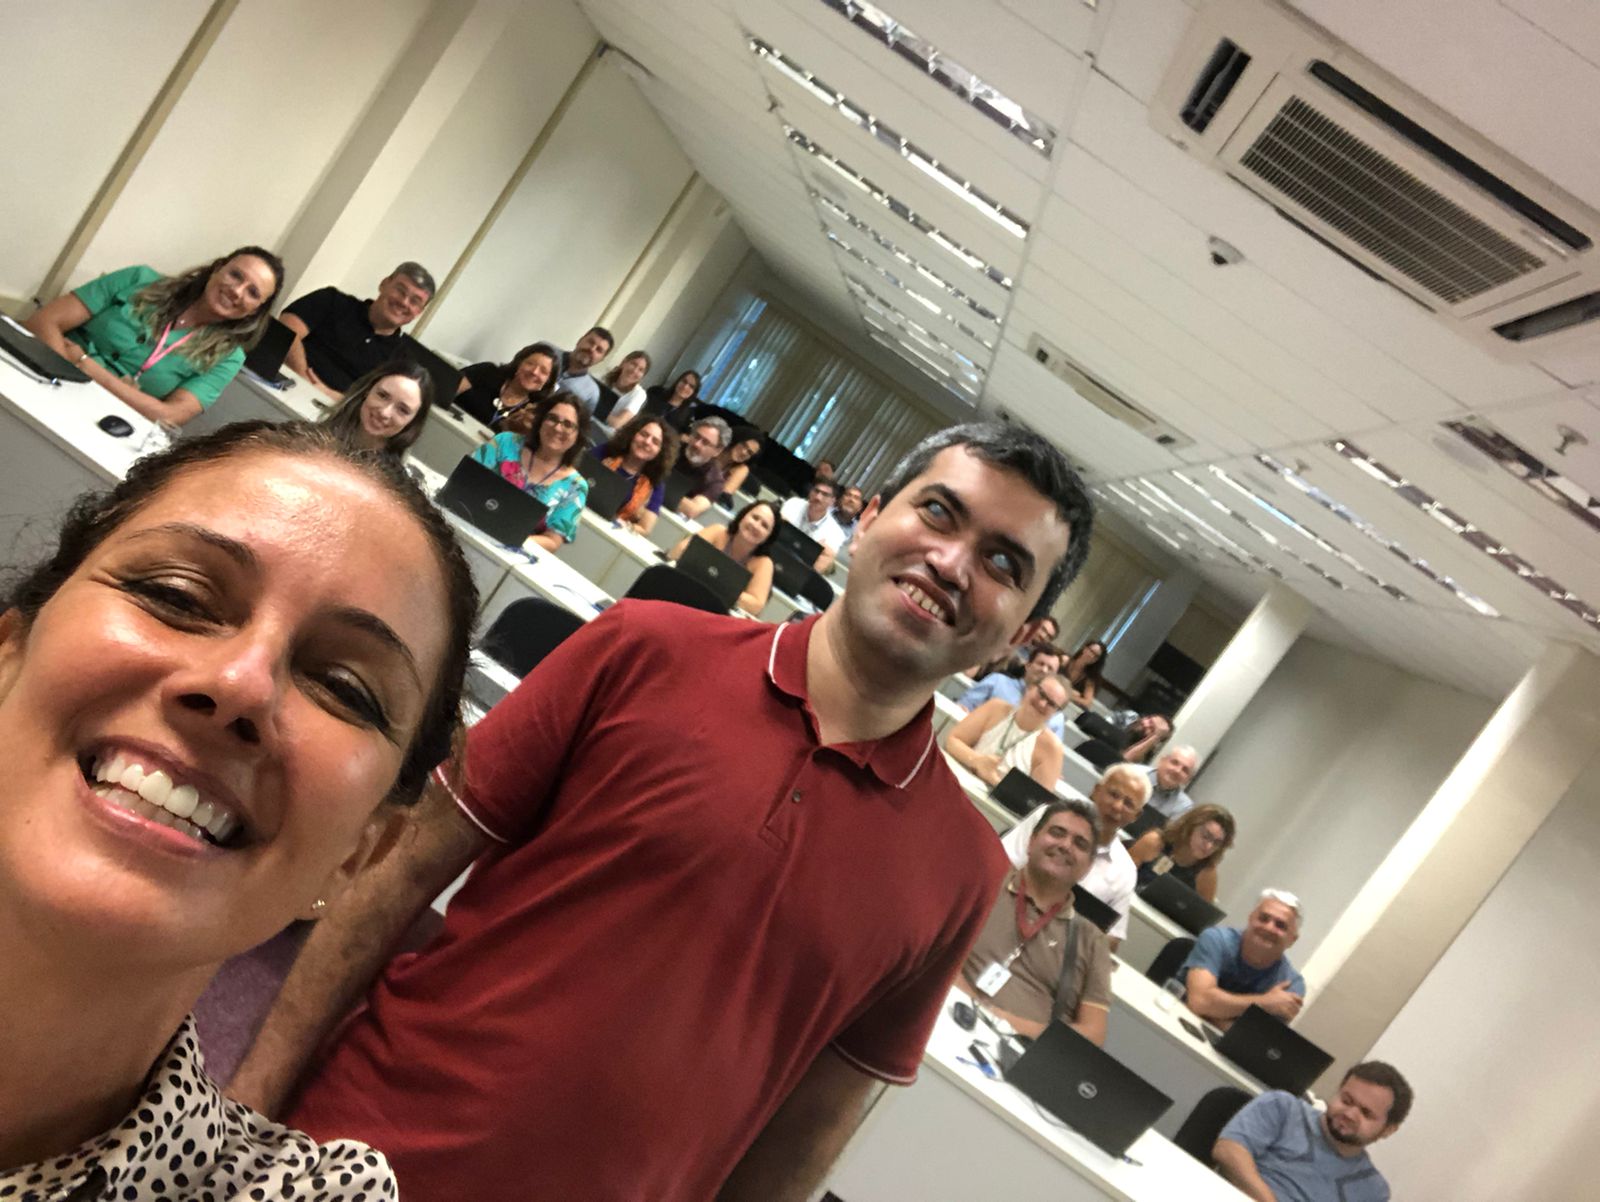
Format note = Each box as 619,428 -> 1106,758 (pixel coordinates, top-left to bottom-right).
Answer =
96,414 -> 134,438
951,1000 -> 977,1031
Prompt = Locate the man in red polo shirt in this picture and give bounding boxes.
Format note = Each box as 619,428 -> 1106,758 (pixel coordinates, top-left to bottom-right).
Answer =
231,422 -> 1094,1200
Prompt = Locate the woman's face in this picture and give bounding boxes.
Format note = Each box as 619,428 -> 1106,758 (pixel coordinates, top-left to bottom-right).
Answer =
1188,820 -> 1227,861
540,402 -> 580,456
629,422 -> 664,463
737,504 -> 776,545
1077,642 -> 1105,668
615,356 -> 649,392
0,452 -> 451,967
359,375 -> 423,441
674,373 -> 699,400
515,352 -> 554,395
730,438 -> 760,464
205,254 -> 277,322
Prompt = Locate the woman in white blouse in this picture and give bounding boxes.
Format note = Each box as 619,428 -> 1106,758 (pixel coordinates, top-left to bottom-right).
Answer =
945,674 -> 1071,789
0,420 -> 474,1199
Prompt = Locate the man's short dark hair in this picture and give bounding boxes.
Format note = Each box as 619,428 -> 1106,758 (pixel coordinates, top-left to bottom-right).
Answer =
391,261 -> 437,298
1343,1062 -> 1413,1126
877,422 -> 1094,619
810,478 -> 837,498
1028,643 -> 1065,664
1034,799 -> 1099,844
583,325 -> 615,350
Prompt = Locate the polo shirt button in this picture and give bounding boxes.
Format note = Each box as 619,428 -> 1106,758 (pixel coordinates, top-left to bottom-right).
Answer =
791,790 -> 803,803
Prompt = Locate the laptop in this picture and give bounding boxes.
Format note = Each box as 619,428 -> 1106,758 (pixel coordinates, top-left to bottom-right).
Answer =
0,316 -> 90,384
580,461 -> 635,521
242,316 -> 296,388
1209,1005 -> 1333,1096
435,457 -> 549,547
1138,873 -> 1227,935
768,546 -> 816,601
990,768 -> 1054,819
676,536 -> 752,611
772,520 -> 824,569
1005,1022 -> 1172,1158
663,466 -> 701,512
1071,886 -> 1120,935
399,334 -> 464,408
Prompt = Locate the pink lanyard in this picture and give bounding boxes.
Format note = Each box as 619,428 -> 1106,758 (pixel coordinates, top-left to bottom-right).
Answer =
136,322 -> 195,379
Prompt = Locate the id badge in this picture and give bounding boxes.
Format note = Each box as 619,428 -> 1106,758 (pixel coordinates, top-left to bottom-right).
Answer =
975,961 -> 1012,997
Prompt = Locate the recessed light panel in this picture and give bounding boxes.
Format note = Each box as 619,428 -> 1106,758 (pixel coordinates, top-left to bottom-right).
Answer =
1329,440 -> 1597,627
816,0 -> 1057,157
1444,417 -> 1600,537
751,37 -> 1030,239
785,125 -> 1014,289
836,244 -> 997,350
1257,452 -> 1500,618
1170,472 -> 1347,590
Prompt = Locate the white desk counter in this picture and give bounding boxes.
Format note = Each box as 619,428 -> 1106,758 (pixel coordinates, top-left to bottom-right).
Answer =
1106,960 -> 1264,1140
822,997 -> 1248,1202
1059,746 -> 1103,796
568,509 -> 665,599
650,504 -> 699,553
931,692 -> 967,736
1120,896 -> 1192,977
410,402 -> 494,475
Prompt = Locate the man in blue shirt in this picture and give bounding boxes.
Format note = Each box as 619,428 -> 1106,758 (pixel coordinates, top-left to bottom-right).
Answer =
957,644 -> 1069,739
1215,1060 -> 1412,1201
1182,888 -> 1306,1029
556,325 -> 612,409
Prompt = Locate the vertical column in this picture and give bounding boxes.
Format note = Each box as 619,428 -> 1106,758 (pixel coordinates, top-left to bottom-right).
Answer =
1297,640 -> 1600,1084
1101,567 -> 1198,690
1170,582 -> 1311,760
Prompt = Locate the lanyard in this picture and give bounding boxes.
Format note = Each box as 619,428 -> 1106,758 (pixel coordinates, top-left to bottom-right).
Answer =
136,322 -> 195,379
1014,880 -> 1067,944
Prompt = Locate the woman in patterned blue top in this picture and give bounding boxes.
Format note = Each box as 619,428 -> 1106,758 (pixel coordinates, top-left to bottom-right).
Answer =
470,390 -> 592,551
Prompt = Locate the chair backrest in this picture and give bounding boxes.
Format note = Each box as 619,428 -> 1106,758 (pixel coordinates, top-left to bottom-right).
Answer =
796,567 -> 834,611
1172,1086 -> 1253,1165
1075,711 -> 1120,743
1075,738 -> 1125,770
1146,935 -> 1197,986
478,597 -> 587,676
624,563 -> 728,614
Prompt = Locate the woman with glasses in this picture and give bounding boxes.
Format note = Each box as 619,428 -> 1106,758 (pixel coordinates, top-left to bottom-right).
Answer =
1130,803 -> 1236,902
643,369 -> 702,433
469,391 -> 591,551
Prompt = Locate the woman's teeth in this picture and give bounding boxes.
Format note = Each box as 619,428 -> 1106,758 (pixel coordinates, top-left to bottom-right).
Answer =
89,753 -> 240,846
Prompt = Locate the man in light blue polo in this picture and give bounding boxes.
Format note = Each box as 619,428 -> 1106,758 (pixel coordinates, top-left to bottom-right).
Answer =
958,644 -> 1069,739
1181,888 -> 1306,1030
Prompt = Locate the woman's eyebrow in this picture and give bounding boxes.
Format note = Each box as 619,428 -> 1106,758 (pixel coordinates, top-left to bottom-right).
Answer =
327,605 -> 423,689
124,522 -> 257,569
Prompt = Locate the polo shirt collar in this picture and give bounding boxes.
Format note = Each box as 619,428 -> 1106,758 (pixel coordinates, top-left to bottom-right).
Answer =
1005,869 -> 1077,926
766,618 -> 936,791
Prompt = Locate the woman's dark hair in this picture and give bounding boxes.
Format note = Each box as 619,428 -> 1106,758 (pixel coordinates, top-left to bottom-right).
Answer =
726,499 -> 779,558
521,390 -> 591,469
1067,639 -> 1108,692
4,421 -> 476,808
319,359 -> 434,455
878,422 -> 1094,619
602,349 -> 651,389
503,342 -> 561,398
130,245 -> 286,371
600,413 -> 679,488
661,369 -> 701,402
1160,804 -> 1236,872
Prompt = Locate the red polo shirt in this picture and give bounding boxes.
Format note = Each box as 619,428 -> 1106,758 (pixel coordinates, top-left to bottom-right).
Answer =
289,602 -> 1007,1201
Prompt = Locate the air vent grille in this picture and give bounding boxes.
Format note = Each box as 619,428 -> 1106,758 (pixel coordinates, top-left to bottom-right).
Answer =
1181,39 -> 1251,133
1238,96 -> 1545,305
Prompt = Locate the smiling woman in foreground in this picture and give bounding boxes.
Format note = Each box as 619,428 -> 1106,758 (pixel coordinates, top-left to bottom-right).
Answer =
0,422 -> 475,1199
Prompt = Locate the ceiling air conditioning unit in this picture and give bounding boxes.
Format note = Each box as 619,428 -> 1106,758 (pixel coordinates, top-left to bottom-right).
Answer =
1150,0 -> 1600,359
1026,334 -> 1194,450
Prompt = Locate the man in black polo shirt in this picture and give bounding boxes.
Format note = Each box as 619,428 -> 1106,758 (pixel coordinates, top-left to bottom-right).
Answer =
281,262 -> 436,399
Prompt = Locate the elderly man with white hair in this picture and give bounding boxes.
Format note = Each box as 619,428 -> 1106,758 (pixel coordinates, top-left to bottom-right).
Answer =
1181,888 -> 1307,1030
1000,762 -> 1152,951
1125,743 -> 1199,839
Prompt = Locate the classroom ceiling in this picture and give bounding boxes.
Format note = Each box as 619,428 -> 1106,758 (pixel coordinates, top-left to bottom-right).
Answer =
575,0 -> 1600,699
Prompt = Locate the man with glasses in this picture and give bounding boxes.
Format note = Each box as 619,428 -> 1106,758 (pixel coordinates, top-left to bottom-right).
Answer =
1182,889 -> 1307,1029
832,484 -> 865,543
280,261 -> 436,400
958,643 -> 1071,740
674,416 -> 732,519
1002,763 -> 1152,951
780,479 -> 847,573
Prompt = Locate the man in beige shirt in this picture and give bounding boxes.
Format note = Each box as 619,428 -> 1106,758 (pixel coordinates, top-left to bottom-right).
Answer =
958,798 -> 1113,1044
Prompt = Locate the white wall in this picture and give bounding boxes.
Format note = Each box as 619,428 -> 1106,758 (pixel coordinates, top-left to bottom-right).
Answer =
423,56 -> 694,361
0,0 -> 209,299
1192,637 -> 1494,959
619,208 -> 752,371
74,0 -> 434,286
1367,767 -> 1600,1201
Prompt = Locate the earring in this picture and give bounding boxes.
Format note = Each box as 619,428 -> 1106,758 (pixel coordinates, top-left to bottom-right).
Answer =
311,898 -> 327,913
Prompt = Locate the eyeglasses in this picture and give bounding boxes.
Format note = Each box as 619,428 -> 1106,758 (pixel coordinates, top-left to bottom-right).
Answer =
544,416 -> 579,431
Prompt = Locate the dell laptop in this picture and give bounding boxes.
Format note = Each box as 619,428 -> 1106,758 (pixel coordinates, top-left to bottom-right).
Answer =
676,537 -> 752,611
663,466 -> 702,512
1138,873 -> 1227,935
768,546 -> 819,602
580,461 -> 635,522
1005,1022 -> 1172,1159
990,769 -> 1055,819
1210,1005 -> 1333,1096
242,316 -> 296,388
0,316 -> 90,385
772,520 -> 824,569
435,457 -> 549,547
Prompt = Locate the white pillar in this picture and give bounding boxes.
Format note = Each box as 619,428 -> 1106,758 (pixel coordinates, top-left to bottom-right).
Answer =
1298,641 -> 1600,1085
1170,582 -> 1311,761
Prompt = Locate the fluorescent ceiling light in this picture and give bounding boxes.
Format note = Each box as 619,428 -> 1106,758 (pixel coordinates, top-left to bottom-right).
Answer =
1257,452 -> 1501,618
785,125 -> 1013,289
816,0 -> 1057,157
847,280 -> 983,375
751,37 -> 1030,239
837,247 -> 997,352
1329,441 -> 1595,627
1444,417 -> 1600,539
1170,472 -> 1347,590
1130,480 -> 1282,577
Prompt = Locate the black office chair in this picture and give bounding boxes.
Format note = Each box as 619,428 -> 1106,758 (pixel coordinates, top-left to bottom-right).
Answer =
624,563 -> 727,614
1146,935 -> 1196,986
1074,738 -> 1124,770
1172,1086 -> 1253,1165
478,597 -> 587,676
